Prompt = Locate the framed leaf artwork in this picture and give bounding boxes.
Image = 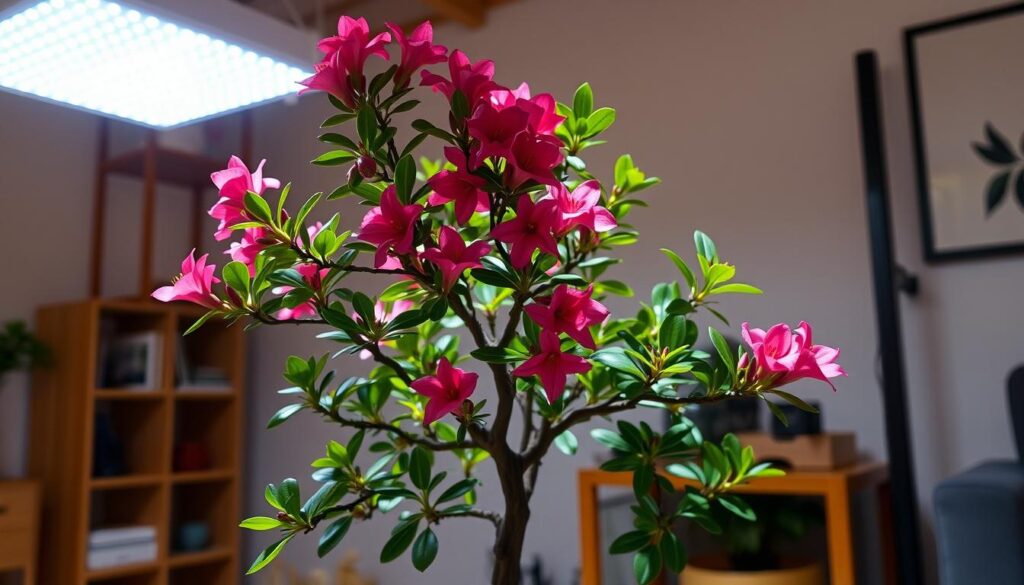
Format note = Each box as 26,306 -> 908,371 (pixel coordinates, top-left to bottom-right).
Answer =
905,3 -> 1024,262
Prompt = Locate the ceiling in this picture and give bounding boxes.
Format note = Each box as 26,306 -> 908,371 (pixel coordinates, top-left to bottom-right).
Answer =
236,0 -> 512,35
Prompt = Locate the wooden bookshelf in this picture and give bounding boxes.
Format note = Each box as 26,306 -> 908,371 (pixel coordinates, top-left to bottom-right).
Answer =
29,298 -> 243,585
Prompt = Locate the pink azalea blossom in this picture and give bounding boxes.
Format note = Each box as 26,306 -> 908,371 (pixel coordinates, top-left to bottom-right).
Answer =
545,180 -> 617,236
490,196 -> 560,268
152,250 -> 221,309
208,156 -> 280,241
411,357 -> 478,425
428,147 -> 488,224
420,50 -> 498,107
488,82 -> 532,109
512,331 -> 591,404
506,131 -> 564,188
467,100 -> 529,159
272,264 -> 328,320
317,16 -> 390,82
299,54 -> 360,109
355,299 -> 414,359
386,21 -> 447,88
226,227 -> 268,275
488,84 -> 563,136
524,284 -> 608,350
421,226 -> 491,291
741,321 -> 846,391
358,185 -> 424,268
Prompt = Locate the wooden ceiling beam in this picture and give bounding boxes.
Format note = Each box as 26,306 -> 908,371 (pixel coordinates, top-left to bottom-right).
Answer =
419,0 -> 486,28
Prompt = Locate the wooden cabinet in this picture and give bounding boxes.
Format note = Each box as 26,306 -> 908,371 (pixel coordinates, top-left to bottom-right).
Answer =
0,480 -> 40,584
29,299 -> 243,585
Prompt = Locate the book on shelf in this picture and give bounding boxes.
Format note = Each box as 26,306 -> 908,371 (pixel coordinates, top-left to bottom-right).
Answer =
98,331 -> 162,391
89,525 -> 157,549
87,542 -> 157,570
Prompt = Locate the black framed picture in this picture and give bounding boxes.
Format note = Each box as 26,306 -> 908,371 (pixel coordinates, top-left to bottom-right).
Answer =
905,3 -> 1024,262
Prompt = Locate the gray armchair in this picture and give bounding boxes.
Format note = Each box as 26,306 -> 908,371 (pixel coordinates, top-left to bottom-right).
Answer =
934,366 -> 1024,585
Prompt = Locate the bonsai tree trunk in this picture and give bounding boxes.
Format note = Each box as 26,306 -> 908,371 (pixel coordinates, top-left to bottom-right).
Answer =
491,454 -> 531,585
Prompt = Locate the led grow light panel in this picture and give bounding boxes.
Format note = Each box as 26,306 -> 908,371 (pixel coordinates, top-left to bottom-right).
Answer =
0,0 -> 311,127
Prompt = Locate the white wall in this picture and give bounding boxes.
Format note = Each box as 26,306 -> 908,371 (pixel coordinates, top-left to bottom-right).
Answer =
0,0 -> 1020,583
243,0 -> 1024,583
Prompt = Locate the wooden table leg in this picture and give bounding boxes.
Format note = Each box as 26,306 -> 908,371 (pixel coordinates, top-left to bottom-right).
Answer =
825,477 -> 855,585
877,481 -> 898,585
579,473 -> 601,585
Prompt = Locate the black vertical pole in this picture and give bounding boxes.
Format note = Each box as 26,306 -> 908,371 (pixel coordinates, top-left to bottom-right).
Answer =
854,50 -> 924,585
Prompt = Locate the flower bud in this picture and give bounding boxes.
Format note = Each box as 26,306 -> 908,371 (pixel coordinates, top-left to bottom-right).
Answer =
357,155 -> 377,178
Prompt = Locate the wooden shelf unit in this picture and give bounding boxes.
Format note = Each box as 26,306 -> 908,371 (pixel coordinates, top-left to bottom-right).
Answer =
29,298 -> 243,585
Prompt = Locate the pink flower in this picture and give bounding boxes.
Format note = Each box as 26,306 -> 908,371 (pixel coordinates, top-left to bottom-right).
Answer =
545,180 -> 617,236
272,264 -> 328,320
428,147 -> 488,224
317,16 -> 390,82
524,284 -> 608,350
299,54 -> 360,109
421,226 -> 491,291
358,185 -> 424,268
506,131 -> 564,188
467,100 -> 529,160
490,196 -> 560,268
513,332 -> 591,403
488,84 -> 563,135
152,250 -> 221,309
208,156 -> 280,241
411,357 -> 478,425
386,21 -> 447,88
741,321 -> 846,391
420,50 -> 498,107
226,227 -> 267,275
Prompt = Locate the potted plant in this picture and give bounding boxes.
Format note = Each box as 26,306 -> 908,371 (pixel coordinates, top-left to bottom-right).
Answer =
152,16 -> 846,585
0,321 -> 49,386
682,496 -> 824,584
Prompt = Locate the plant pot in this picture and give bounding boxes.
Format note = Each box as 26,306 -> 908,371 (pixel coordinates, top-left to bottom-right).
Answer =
681,555 -> 823,585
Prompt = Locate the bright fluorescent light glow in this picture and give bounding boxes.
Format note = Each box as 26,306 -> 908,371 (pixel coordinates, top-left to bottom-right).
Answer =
0,0 -> 311,127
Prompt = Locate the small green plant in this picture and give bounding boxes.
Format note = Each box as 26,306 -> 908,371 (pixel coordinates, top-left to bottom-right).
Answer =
0,321 -> 49,381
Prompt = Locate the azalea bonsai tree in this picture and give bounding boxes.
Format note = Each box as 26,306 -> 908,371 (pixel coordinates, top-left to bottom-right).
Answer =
152,16 -> 845,585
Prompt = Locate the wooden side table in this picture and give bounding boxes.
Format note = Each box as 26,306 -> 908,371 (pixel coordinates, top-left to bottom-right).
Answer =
0,480 -> 40,585
578,461 -> 895,585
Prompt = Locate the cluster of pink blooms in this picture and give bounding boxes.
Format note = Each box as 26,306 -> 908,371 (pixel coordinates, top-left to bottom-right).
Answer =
150,17 -> 845,430
740,321 -> 846,390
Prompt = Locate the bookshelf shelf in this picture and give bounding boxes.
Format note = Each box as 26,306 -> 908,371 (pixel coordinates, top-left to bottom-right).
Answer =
31,299 -> 243,585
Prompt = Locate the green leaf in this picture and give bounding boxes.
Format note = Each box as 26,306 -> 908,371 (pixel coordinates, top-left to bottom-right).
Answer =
554,430 -> 578,455
276,479 -> 301,520
694,231 -> 718,263
708,327 -> 736,386
321,113 -> 356,127
573,82 -> 593,119
659,314 -> 688,350
772,389 -> 820,413
357,105 -> 377,146
395,155 -> 416,202
660,248 -> 696,291
591,428 -> 632,452
183,311 -> 217,335
719,494 -> 757,521
597,280 -> 634,297
585,107 -> 616,136
267,403 -> 303,429
318,133 -> 359,150
710,283 -> 763,295
660,530 -> 687,574
246,535 -> 293,574
311,150 -> 359,166
986,171 -> 1011,215
765,399 -> 789,427
609,530 -> 651,554
411,528 -> 439,572
436,479 -> 477,504
409,447 -> 431,490
470,347 -> 527,364
317,516 -> 353,558
380,520 -> 419,563
633,545 -> 661,585
239,516 -> 285,531
222,261 -> 250,296
243,191 -> 274,224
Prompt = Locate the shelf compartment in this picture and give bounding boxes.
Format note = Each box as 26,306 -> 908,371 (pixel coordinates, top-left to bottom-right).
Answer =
86,563 -> 160,583
91,474 -> 163,491
103,146 -> 224,189
168,546 -> 232,569
172,469 -> 233,485
174,315 -> 239,391
168,558 -> 231,585
170,482 -> 233,556
94,389 -> 167,401
96,307 -> 169,392
173,399 -> 235,472
93,399 -> 167,478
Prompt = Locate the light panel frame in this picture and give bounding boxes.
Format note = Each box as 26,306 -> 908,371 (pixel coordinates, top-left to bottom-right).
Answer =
0,0 -> 316,128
